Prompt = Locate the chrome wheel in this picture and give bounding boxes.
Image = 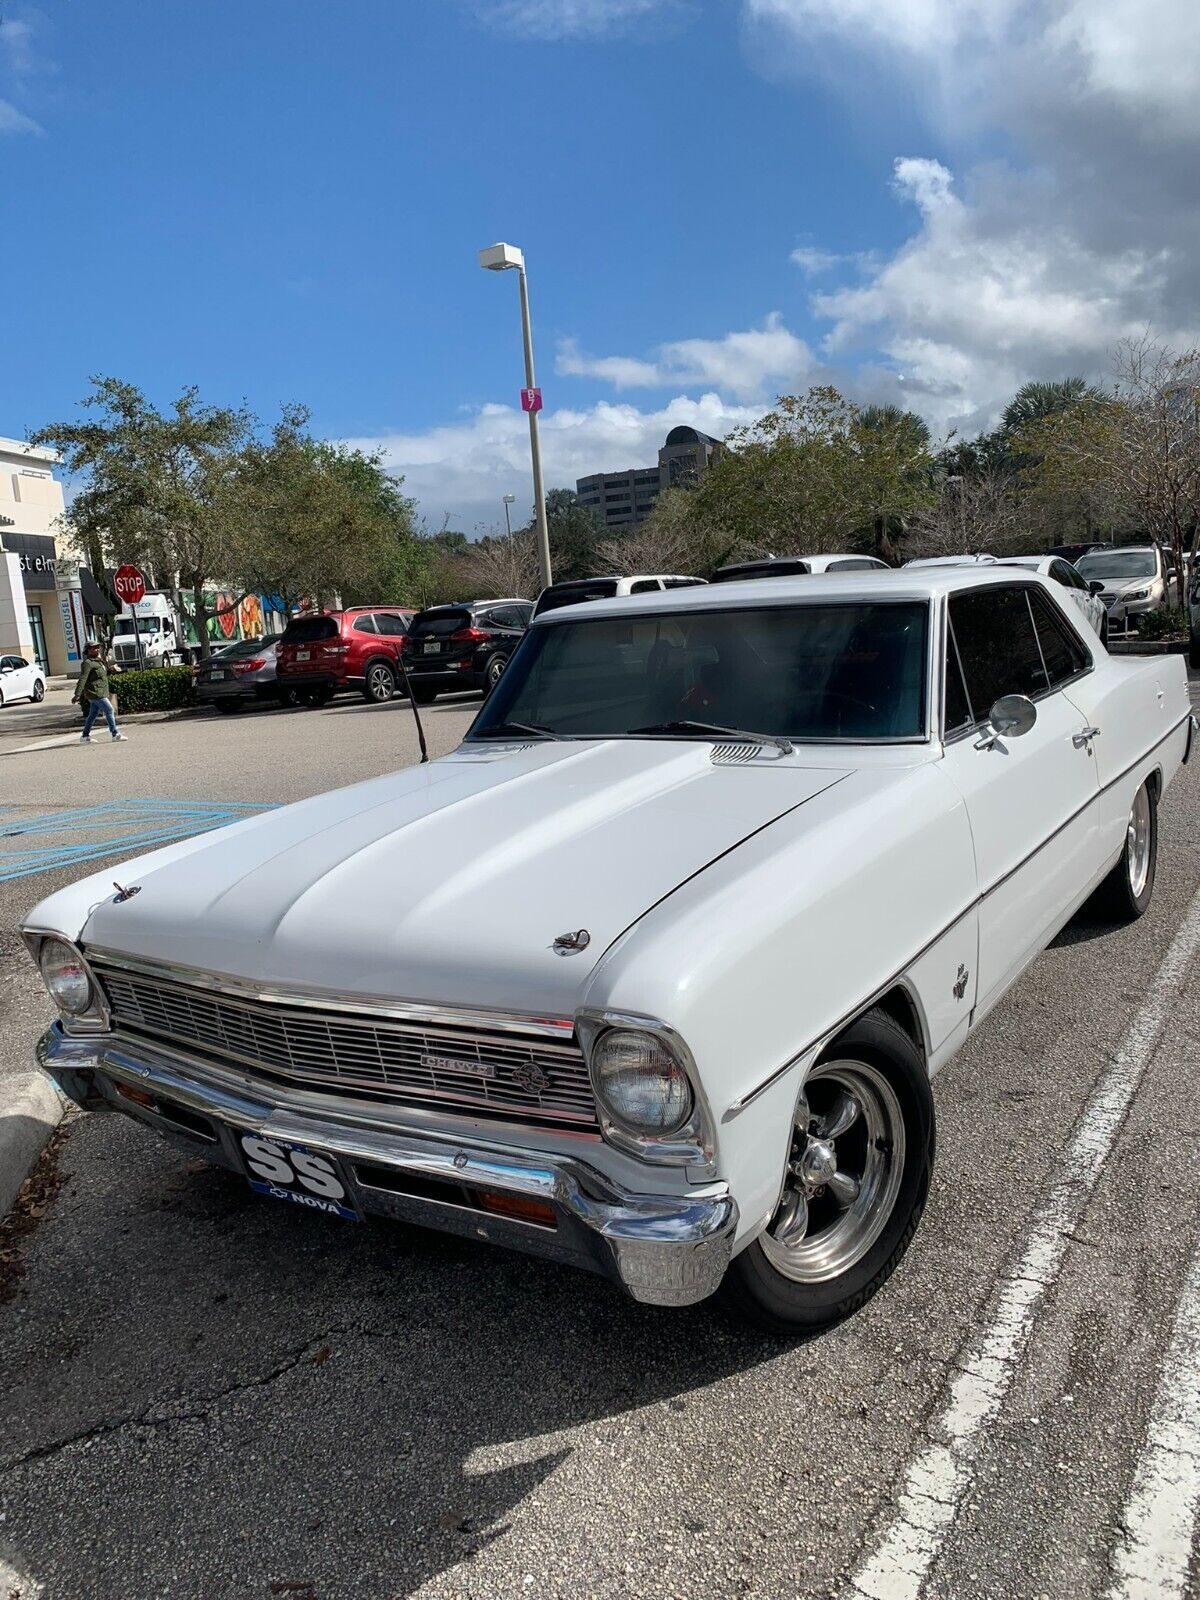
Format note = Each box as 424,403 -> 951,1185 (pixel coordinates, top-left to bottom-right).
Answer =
1127,784 -> 1152,899
367,663 -> 394,702
760,1059 -> 906,1284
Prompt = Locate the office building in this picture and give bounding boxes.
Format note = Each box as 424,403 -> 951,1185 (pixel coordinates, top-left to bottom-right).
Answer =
577,426 -> 725,530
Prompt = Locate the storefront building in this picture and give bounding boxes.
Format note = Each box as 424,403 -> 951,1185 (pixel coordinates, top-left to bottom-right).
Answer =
0,438 -> 86,676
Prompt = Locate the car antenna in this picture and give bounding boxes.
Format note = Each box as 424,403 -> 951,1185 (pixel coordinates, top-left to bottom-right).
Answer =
395,644 -> 429,764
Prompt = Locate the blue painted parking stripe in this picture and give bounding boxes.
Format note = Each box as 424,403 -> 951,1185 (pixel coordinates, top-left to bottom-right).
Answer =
0,798 -> 276,883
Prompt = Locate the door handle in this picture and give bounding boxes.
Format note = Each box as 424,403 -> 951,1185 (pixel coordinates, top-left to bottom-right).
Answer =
1072,725 -> 1101,750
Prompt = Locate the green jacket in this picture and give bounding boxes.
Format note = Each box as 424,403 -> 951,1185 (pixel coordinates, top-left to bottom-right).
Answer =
75,657 -> 111,705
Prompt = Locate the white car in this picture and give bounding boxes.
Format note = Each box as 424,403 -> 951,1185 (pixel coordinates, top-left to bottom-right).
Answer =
0,653 -> 46,706
905,554 -> 1108,642
25,570 -> 1194,1333
712,553 -> 888,582
533,575 -> 704,618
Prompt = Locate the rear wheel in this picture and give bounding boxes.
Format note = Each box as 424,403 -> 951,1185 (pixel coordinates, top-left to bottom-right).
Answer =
275,686 -> 301,708
720,1009 -> 934,1334
485,654 -> 509,691
363,660 -> 396,704
412,684 -> 438,705
302,687 -> 333,708
1091,778 -> 1157,921
215,700 -> 243,715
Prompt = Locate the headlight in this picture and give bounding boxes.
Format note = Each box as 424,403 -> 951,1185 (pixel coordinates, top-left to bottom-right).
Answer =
1126,588 -> 1150,601
38,938 -> 95,1016
592,1028 -> 693,1134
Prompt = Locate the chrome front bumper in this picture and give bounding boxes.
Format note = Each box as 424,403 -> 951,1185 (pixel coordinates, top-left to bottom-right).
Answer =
38,1025 -> 737,1308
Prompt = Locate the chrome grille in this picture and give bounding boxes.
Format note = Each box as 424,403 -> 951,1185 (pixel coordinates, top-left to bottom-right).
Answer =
94,962 -> 598,1131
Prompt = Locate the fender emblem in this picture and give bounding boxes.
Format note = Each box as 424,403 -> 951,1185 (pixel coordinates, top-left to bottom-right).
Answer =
953,964 -> 970,1000
453,1151 -> 469,1171
553,928 -> 591,953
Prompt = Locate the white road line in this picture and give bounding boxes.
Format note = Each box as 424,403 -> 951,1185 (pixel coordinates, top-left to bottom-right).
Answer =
848,883 -> 1200,1600
1107,1231 -> 1200,1599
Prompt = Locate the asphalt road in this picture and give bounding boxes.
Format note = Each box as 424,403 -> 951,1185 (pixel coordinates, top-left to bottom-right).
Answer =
2,680 -> 1200,1600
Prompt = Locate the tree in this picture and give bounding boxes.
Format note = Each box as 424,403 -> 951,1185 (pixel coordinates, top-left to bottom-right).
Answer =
908,471 -> 1024,557
455,527 -> 544,599
544,488 -> 602,582
853,406 -> 935,563
33,377 -> 253,655
1001,377 -> 1101,433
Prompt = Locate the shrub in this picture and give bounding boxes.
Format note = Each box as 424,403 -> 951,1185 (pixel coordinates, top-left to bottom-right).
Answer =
110,665 -> 195,713
1135,607 -> 1187,641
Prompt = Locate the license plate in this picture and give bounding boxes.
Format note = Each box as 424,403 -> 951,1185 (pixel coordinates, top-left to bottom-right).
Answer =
237,1132 -> 360,1221
296,649 -> 311,661
210,670 -> 228,681
422,642 -> 441,654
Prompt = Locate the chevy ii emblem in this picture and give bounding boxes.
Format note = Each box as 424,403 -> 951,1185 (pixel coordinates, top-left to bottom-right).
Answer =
421,1054 -> 496,1080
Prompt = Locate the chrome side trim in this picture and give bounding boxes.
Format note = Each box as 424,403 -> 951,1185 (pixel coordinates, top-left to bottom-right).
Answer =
80,946 -> 575,1039
726,708 -> 1191,1118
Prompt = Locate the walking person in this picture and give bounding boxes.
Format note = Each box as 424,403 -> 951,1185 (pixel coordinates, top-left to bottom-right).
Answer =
74,642 -> 127,743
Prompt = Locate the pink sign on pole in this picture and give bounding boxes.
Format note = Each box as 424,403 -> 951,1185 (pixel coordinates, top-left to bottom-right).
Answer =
520,387 -> 543,413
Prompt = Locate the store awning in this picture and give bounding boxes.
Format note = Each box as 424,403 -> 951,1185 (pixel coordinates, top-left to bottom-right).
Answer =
78,566 -> 116,617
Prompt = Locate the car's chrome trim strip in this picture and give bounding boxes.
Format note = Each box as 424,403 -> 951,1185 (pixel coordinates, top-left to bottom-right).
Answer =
727,708 -> 1192,1117
80,947 -> 576,1038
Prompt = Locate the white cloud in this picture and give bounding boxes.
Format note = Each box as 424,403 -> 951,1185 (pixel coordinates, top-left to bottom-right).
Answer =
477,0 -> 678,39
790,246 -> 844,275
0,12 -> 45,135
556,313 -> 812,399
0,97 -> 41,134
347,393 -> 758,531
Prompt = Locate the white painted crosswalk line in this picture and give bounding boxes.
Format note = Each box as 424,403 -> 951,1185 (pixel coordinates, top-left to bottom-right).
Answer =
1107,1232 -> 1200,1599
847,884 -> 1200,1600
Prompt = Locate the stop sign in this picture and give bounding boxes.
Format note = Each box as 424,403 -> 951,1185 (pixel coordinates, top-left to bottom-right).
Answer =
113,564 -> 147,607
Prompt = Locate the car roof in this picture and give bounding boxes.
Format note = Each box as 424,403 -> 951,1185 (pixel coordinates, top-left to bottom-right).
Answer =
531,565 -> 1059,622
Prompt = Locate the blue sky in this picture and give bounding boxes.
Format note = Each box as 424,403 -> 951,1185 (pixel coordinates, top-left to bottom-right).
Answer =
5,0 -> 1198,531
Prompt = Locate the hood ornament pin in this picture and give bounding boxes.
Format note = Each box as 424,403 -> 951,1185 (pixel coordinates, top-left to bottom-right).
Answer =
553,928 -> 591,954
112,882 -> 141,903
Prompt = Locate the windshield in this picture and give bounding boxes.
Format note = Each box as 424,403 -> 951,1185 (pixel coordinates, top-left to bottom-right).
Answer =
1076,551 -> 1157,580
115,617 -> 163,635
211,637 -> 269,659
533,580 -> 619,616
470,602 -> 929,743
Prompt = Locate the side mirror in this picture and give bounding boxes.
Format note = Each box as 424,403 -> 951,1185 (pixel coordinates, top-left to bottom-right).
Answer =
975,693 -> 1037,750
1088,580 -> 1105,595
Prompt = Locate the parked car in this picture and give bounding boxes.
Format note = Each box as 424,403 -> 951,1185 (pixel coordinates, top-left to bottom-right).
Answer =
1188,569 -> 1200,668
1074,547 -> 1169,630
1046,543 -> 1104,564
276,606 -> 416,706
909,555 -> 1108,643
532,575 -> 704,618
194,638 -> 296,714
26,570 -> 1194,1332
401,599 -> 532,702
711,554 -> 888,582
0,653 -> 46,706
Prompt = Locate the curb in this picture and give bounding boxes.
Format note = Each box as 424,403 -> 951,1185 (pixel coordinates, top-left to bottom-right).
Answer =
0,1074 -> 67,1218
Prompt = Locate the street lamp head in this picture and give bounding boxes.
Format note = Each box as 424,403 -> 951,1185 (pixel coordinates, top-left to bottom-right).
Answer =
479,242 -> 524,273
503,493 -> 516,505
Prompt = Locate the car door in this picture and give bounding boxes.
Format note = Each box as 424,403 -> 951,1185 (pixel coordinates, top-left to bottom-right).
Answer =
3,655 -> 34,700
940,582 -> 1103,1018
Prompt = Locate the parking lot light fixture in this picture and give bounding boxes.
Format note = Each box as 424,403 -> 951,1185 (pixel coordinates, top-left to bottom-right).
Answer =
479,243 -> 552,590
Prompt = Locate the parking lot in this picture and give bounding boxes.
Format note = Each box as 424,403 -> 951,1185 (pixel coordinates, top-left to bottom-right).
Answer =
2,680 -> 1200,1600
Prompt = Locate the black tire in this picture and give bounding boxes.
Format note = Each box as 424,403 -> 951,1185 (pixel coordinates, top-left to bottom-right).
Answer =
1189,636 -> 1200,669
32,680 -> 45,703
301,687 -> 333,708
1099,617 -> 1109,648
215,700 -> 243,714
1090,778 -> 1157,922
362,659 -> 396,704
719,1008 -> 934,1335
411,684 -> 438,705
485,654 -> 509,691
275,686 -> 301,708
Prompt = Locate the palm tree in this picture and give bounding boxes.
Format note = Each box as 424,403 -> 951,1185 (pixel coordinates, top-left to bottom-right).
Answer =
858,405 -> 932,452
1001,377 -> 1100,433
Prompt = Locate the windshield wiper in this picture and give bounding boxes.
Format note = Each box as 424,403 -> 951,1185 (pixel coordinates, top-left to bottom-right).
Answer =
474,721 -> 566,741
628,720 -> 793,755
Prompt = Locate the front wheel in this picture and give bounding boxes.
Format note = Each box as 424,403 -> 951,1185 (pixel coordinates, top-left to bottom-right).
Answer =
31,680 -> 45,703
720,1009 -> 934,1334
411,684 -> 438,705
363,660 -> 396,704
1090,778 -> 1157,921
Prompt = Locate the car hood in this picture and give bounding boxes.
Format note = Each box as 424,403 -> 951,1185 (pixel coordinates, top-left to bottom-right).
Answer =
1095,576 -> 1158,597
56,740 -> 850,1016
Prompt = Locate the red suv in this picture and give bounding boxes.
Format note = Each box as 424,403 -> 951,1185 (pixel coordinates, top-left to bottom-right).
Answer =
276,606 -> 416,706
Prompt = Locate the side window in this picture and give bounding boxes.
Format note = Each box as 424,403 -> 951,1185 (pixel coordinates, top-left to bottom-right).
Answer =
514,603 -> 533,625
828,558 -> 874,572
488,606 -> 520,629
630,579 -> 660,593
352,615 -> 377,634
949,586 -> 1050,712
1029,589 -> 1089,686
943,620 -> 974,735
375,613 -> 408,637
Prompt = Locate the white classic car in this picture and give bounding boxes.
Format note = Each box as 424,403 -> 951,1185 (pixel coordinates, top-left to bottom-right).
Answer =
24,570 -> 1195,1332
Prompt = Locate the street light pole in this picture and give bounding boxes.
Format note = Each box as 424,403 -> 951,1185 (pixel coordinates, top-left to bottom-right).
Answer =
502,493 -> 515,541
479,243 -> 552,591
